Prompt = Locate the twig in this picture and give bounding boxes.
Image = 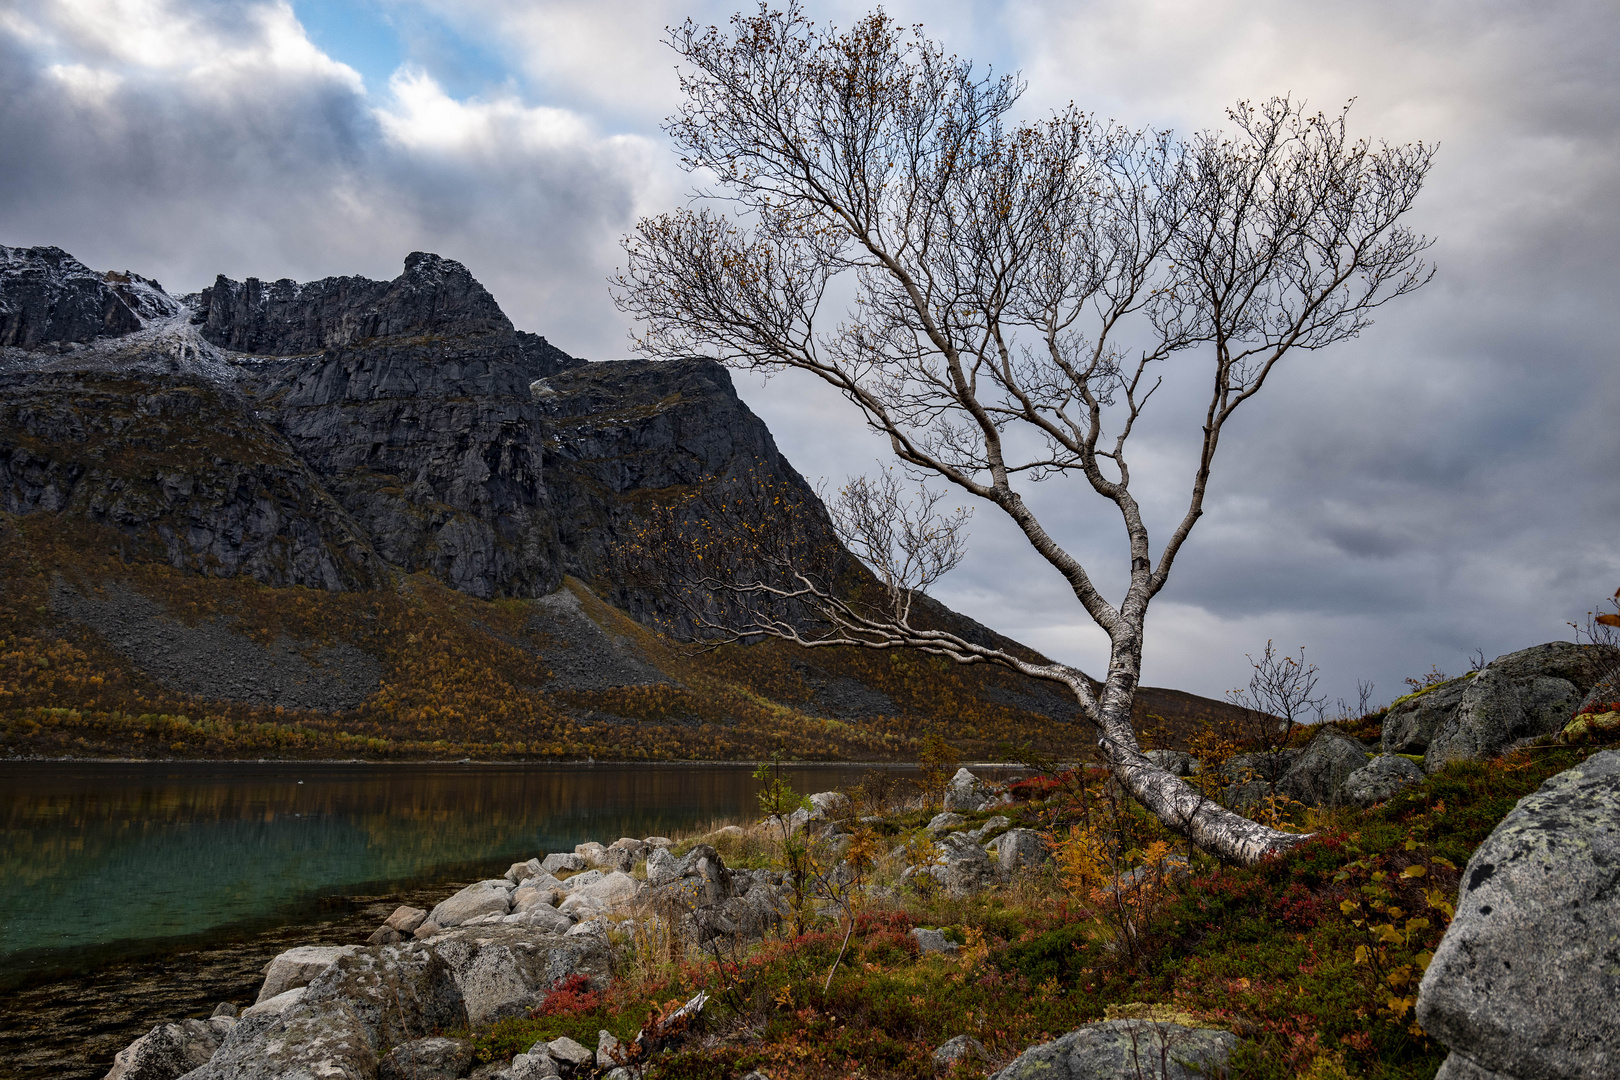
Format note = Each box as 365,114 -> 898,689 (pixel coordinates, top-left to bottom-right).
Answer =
824,910 -> 858,993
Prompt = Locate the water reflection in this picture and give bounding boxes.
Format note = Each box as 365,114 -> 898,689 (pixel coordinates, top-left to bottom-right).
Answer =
0,760 -> 893,973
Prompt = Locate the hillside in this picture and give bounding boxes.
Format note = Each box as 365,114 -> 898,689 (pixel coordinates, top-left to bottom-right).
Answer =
0,243 -> 1244,762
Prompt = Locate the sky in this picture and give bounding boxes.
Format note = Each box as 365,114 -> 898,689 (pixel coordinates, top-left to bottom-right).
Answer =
2,0 -> 1617,711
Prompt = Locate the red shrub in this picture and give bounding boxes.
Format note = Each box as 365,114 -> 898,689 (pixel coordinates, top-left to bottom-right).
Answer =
532,973 -> 602,1017
1273,882 -> 1325,930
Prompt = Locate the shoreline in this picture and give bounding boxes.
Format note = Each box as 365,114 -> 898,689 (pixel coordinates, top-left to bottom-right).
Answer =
0,755 -> 1028,768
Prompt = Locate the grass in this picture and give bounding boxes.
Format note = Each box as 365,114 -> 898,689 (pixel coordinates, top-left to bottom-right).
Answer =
452,732 -> 1618,1080
0,511 -> 1248,763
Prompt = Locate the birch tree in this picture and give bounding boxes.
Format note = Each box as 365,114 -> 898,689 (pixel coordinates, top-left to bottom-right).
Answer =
613,4 -> 1435,864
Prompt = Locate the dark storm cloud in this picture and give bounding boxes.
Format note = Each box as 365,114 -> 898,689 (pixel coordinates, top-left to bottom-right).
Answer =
0,2 -> 664,356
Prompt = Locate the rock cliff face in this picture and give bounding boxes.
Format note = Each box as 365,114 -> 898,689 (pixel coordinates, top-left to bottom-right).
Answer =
210,254 -> 584,599
0,244 -> 180,350
538,356 -> 837,624
0,245 -> 833,608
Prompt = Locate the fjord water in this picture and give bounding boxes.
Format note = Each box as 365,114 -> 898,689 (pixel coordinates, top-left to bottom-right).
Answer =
0,760 -> 889,1079
1,760 -> 882,979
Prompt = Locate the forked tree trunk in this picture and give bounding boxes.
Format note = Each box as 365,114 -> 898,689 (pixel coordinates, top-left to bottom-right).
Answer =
1090,673 -> 1309,866
1066,617 -> 1311,867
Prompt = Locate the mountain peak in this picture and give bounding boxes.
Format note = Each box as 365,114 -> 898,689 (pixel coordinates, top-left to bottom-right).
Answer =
197,250 -> 514,356
0,243 -> 180,350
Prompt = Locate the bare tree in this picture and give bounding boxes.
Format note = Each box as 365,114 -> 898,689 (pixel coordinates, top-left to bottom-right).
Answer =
613,4 -> 1434,864
1227,641 -> 1326,796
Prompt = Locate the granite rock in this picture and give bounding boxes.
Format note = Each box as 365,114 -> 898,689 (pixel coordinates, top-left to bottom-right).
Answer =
430,880 -> 514,928
377,1036 -> 474,1080
256,945 -> 363,1004
430,926 -> 611,1026
1415,750 -> 1620,1079
103,1017 -> 233,1080
996,828 -> 1051,882
988,1019 -> 1237,1080
1426,643 -> 1620,771
1278,729 -> 1371,807
1382,678 -> 1469,754
1343,753 -> 1424,807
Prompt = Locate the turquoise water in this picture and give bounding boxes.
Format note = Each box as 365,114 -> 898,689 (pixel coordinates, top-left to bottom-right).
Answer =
0,760 -> 888,975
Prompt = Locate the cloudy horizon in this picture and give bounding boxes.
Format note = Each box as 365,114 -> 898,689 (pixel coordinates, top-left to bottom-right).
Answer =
3,0 -> 1616,711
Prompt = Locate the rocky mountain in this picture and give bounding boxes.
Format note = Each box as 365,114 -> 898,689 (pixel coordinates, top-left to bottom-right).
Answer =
0,243 -> 1240,760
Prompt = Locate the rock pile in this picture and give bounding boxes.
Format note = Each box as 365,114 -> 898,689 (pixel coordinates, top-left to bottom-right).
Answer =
1370,643 -> 1620,770
1216,642 -> 1620,811
103,831 -> 790,1080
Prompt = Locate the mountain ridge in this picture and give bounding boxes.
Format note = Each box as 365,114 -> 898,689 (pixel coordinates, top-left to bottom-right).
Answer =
0,243 -> 1245,760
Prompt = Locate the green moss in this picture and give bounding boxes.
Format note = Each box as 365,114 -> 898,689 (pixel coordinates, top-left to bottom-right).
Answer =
1385,676 -> 1466,711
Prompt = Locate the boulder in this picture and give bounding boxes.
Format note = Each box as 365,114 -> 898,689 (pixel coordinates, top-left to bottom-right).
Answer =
558,893 -> 608,922
933,1034 -> 990,1069
1415,750 -> 1620,1080
414,919 -> 443,940
366,926 -> 402,946
1222,748 -> 1300,784
544,1036 -> 594,1069
1343,753 -> 1424,807
778,806 -> 813,836
971,815 -> 1012,842
377,1036 -> 474,1080
644,846 -> 680,887
570,870 -> 640,907
558,869 -> 604,893
996,829 -> 1051,882
1145,749 -> 1197,777
988,1019 -> 1237,1080
513,881 -> 563,910
1426,642 -> 1620,772
256,945 -> 363,1003
575,841 -> 634,873
943,768 -> 997,812
540,852 -> 586,875
190,943 -> 467,1080
508,1051 -> 561,1079
909,927 -> 959,954
673,844 -> 732,905
807,791 -> 850,820
596,1030 -> 625,1069
692,879 -> 791,942
643,836 -> 674,848
505,859 -> 543,884
502,905 -> 575,935
385,906 -> 430,934
925,811 -> 967,836
1381,678 -> 1470,754
430,880 -> 513,928
104,1017 -> 234,1080
936,831 -> 995,894
240,987 -> 305,1019
565,917 -> 610,938
1278,729 -> 1371,807
432,926 -> 611,1026
302,945 -> 469,1047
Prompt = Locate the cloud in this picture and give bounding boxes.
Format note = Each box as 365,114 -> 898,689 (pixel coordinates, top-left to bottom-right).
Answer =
0,0 -> 672,356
